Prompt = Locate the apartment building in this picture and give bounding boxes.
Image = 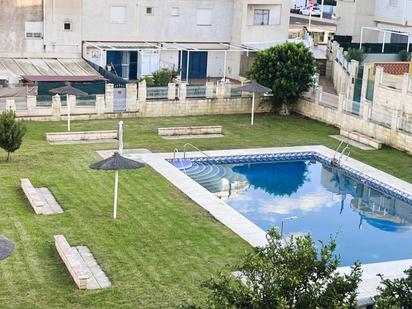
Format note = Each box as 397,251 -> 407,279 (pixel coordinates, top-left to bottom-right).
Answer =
0,0 -> 290,82
335,0 -> 412,44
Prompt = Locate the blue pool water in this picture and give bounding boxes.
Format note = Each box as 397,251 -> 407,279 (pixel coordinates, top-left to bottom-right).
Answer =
183,159 -> 412,266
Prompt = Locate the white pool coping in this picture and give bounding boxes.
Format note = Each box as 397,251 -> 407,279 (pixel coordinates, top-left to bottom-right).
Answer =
98,145 -> 412,306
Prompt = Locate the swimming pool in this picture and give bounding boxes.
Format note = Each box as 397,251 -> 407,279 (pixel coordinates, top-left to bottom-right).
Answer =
178,155 -> 412,266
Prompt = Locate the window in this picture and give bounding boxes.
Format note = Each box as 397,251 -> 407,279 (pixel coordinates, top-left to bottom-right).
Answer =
110,6 -> 127,23
146,7 -> 154,15
171,7 -> 180,16
25,21 -> 43,39
63,21 -> 72,31
196,8 -> 212,26
389,0 -> 398,7
254,9 -> 270,25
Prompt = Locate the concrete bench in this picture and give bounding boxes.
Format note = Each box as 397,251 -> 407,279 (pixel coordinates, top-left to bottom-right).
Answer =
158,126 -> 223,137
21,178 -> 63,215
54,235 -> 111,290
341,130 -> 383,150
46,130 -> 117,144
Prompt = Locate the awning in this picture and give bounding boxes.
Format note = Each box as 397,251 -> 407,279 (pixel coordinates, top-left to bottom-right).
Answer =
22,75 -> 106,82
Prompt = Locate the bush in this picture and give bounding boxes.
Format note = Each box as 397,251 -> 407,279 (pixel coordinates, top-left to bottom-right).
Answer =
0,110 -> 26,161
247,42 -> 316,115
180,229 -> 362,308
399,50 -> 411,62
374,267 -> 412,308
345,48 -> 365,64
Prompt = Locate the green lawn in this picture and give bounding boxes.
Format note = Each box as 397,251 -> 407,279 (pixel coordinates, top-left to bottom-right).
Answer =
0,113 -> 411,308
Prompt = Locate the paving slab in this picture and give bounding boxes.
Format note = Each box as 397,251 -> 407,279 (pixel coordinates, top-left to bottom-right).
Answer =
329,135 -> 375,151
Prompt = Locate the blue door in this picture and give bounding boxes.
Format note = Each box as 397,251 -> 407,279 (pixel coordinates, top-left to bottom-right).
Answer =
179,51 -> 208,80
106,51 -> 122,77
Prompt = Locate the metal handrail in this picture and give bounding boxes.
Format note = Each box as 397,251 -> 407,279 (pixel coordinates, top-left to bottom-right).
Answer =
333,141 -> 345,161
172,148 -> 187,174
338,145 -> 351,163
183,143 -> 212,160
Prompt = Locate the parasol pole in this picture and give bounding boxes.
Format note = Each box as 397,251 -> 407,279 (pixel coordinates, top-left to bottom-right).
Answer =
251,92 -> 255,125
118,121 -> 124,154
113,170 -> 119,219
67,94 -> 71,132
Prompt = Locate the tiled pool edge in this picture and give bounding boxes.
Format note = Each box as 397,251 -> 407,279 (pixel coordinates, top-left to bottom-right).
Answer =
99,146 -> 412,307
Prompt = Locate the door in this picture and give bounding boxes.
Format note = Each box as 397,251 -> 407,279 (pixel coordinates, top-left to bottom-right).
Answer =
179,51 -> 208,81
106,51 -> 122,77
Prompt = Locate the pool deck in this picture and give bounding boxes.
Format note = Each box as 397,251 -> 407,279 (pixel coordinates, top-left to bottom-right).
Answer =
98,145 -> 412,307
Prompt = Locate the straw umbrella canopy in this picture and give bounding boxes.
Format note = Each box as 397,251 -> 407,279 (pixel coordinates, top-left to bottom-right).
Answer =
90,152 -> 145,219
236,83 -> 272,125
0,235 -> 15,261
49,83 -> 88,132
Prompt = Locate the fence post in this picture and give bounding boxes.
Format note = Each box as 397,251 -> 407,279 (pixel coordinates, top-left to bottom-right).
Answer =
105,83 -> 114,113
96,95 -> 105,115
360,64 -> 370,101
51,94 -> 61,121
391,109 -> 402,131
224,81 -> 231,98
168,83 -> 176,100
316,86 -> 323,105
216,82 -> 225,99
138,81 -> 147,104
206,82 -> 215,99
179,83 -> 187,101
362,98 -> 370,121
126,83 -> 138,112
338,94 -> 345,113
5,98 -> 16,112
26,95 -> 36,114
68,95 -> 76,112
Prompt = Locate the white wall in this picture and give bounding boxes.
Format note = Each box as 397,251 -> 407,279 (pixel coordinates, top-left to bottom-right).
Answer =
207,51 -> 225,77
374,0 -> 412,26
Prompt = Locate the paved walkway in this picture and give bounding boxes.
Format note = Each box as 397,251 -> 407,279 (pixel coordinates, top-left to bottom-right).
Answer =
319,76 -> 337,94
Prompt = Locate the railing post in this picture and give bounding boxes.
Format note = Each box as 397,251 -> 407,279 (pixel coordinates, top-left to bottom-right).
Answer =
360,64 -> 370,101
96,95 -> 105,115
316,86 -> 323,105
391,109 -> 402,131
168,83 -> 176,100
179,83 -> 187,101
216,82 -> 225,99
362,98 -> 370,121
338,94 -> 345,113
224,81 -> 231,98
126,83 -> 138,112
206,82 -> 215,99
68,95 -> 76,112
5,98 -> 16,112
138,81 -> 147,104
26,95 -> 36,114
105,83 -> 114,113
52,94 -> 61,121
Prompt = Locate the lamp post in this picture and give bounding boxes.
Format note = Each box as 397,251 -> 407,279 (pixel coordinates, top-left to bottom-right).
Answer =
280,216 -> 298,238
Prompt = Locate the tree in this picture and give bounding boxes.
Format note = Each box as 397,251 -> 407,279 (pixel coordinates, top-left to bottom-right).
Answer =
0,111 -> 26,161
181,229 -> 362,309
374,267 -> 412,309
247,42 -> 316,116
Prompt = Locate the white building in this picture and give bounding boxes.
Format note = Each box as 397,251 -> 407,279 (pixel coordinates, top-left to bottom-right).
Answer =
0,0 -> 290,82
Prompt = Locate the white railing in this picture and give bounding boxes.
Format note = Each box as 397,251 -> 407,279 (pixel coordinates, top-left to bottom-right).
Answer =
344,99 -> 361,116
147,86 -> 168,100
186,85 -> 206,98
319,92 -> 339,109
370,105 -> 392,127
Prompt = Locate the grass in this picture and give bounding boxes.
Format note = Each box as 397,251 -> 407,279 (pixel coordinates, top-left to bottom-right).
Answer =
0,113 -> 411,308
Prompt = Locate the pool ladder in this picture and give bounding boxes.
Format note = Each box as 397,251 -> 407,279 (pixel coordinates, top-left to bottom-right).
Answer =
172,148 -> 188,174
333,141 -> 351,166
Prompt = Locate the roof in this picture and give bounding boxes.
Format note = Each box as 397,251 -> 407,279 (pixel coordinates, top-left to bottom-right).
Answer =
22,75 -> 106,82
0,57 -> 103,81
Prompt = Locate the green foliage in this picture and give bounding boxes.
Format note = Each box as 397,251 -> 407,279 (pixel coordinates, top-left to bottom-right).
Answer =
153,68 -> 178,86
374,267 -> 412,308
399,50 -> 411,62
0,110 -> 26,161
246,42 -> 316,112
184,229 -> 362,309
345,48 -> 365,64
137,75 -> 155,87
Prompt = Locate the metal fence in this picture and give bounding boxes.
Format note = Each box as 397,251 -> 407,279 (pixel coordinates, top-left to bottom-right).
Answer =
186,85 -> 206,98
319,92 -> 339,109
77,95 -> 97,106
230,85 -> 242,97
366,79 -> 375,101
370,105 -> 392,127
147,87 -> 168,100
344,99 -> 361,116
400,115 -> 412,134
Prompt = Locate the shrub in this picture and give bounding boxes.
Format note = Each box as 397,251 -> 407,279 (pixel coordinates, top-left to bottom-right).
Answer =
345,48 -> 365,64
399,50 -> 411,62
0,110 -> 26,161
374,267 -> 412,308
